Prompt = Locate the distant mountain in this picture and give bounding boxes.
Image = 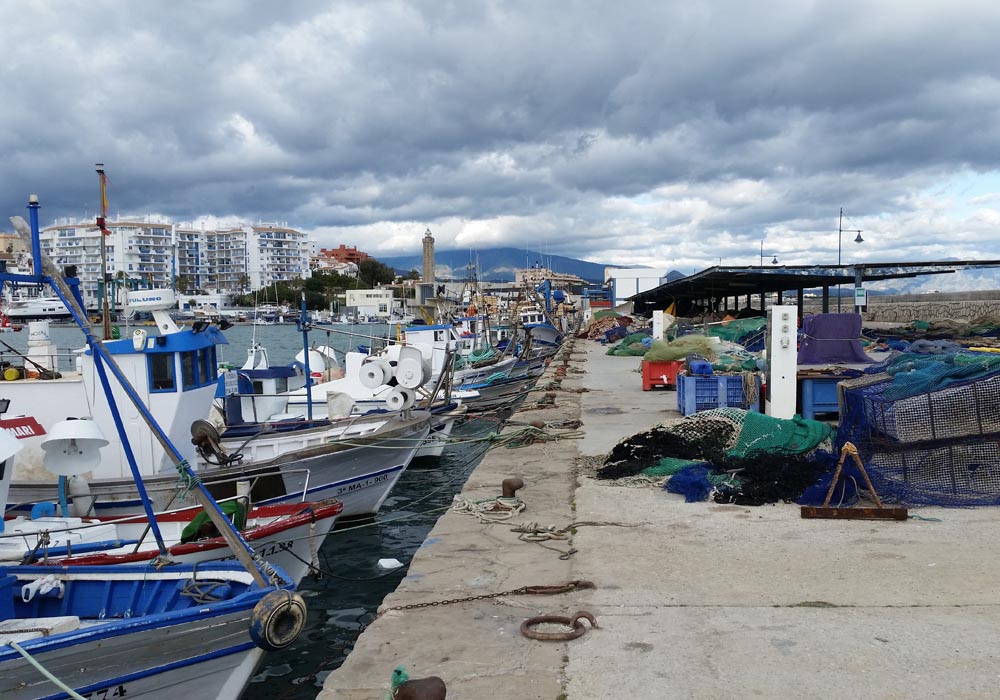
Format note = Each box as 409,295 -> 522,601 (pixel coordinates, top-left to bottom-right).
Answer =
378,247 -> 612,283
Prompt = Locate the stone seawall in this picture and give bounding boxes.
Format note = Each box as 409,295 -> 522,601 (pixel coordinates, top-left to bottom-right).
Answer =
803,291 -> 1000,322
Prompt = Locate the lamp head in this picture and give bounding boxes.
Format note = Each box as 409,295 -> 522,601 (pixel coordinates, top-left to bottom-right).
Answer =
854,232 -> 864,244
40,418 -> 109,476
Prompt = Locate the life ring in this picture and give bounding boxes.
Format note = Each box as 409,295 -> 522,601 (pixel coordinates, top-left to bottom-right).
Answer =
249,590 -> 307,651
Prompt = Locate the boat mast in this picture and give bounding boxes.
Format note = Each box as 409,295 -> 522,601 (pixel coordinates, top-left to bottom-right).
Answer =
96,164 -> 113,340
10,197 -> 273,587
299,292 -> 313,421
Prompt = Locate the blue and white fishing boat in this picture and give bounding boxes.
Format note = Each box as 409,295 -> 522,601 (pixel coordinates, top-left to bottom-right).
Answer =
261,348 -> 467,458
1,194 -> 308,699
0,561 -> 299,700
2,257 -> 429,519
519,306 -> 563,349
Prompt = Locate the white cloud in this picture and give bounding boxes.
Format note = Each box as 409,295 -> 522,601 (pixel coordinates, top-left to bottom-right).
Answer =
2,0 -> 1000,285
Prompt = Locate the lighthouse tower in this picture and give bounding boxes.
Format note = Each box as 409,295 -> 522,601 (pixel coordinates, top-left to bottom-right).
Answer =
422,228 -> 435,284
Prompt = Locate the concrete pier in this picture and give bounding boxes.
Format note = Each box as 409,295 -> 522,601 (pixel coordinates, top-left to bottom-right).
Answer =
320,340 -> 1000,699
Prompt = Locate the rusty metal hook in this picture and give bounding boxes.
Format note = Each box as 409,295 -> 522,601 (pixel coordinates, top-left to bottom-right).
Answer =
520,611 -> 599,641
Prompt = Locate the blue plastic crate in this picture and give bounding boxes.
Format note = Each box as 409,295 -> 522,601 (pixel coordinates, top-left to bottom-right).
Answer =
677,374 -> 760,416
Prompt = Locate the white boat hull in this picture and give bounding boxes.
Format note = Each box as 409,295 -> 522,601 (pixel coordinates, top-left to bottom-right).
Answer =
10,412 -> 431,521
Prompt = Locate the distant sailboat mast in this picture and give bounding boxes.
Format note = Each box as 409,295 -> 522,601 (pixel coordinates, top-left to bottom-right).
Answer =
95,163 -> 113,340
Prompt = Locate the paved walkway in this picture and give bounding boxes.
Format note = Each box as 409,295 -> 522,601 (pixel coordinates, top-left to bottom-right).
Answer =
321,340 -> 1000,700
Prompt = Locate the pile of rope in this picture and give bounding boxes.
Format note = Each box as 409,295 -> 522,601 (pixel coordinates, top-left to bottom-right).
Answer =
452,494 -> 525,522
490,425 -> 585,449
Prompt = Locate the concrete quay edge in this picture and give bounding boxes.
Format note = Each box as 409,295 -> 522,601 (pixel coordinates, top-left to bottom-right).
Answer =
320,340 -> 1000,700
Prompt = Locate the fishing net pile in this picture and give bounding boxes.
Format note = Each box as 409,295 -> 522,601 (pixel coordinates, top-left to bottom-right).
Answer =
606,331 -> 653,356
642,336 -> 719,362
580,314 -> 634,340
455,345 -> 499,369
838,349 -> 1000,506
597,409 -> 835,505
707,317 -> 768,351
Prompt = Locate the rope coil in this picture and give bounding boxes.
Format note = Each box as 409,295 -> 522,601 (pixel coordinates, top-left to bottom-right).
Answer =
452,494 -> 525,522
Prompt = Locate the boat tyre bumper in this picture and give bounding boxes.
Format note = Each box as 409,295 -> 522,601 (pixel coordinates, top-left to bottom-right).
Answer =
250,590 -> 308,651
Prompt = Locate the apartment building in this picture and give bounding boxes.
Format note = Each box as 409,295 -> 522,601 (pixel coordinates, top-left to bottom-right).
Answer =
40,218 -> 313,308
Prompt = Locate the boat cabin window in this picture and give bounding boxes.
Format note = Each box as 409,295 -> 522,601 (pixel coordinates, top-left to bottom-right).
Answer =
181,351 -> 197,389
149,353 -> 176,392
434,330 -> 445,342
200,348 -> 215,385
181,348 -> 218,390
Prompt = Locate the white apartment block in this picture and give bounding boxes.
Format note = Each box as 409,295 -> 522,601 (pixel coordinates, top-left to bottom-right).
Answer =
40,218 -> 313,308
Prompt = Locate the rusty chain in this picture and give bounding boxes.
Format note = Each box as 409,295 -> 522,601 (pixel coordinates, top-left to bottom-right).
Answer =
371,580 -> 594,621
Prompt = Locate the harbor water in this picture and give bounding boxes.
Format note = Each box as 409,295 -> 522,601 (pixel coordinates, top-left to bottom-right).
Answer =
0,321 -> 499,698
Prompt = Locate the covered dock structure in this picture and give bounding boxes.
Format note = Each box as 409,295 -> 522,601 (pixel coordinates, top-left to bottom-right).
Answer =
629,260 -> 1000,318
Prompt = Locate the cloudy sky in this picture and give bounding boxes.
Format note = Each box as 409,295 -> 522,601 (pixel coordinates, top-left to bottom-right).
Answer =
3,1 -> 1000,285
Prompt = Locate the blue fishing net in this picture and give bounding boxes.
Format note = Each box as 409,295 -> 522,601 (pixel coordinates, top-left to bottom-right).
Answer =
837,352 -> 1000,506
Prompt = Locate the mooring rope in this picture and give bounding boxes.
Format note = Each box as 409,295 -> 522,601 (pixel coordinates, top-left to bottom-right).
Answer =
8,641 -> 88,700
451,495 -> 526,522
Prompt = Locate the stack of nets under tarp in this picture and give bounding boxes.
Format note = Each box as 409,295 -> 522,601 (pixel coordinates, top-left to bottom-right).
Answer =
707,317 -> 768,351
643,336 -> 718,362
597,409 -> 836,505
606,331 -> 653,356
838,350 -> 1000,506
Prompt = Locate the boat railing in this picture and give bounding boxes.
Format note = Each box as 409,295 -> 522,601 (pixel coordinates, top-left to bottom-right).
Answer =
0,348 -> 82,375
1,469 -> 314,544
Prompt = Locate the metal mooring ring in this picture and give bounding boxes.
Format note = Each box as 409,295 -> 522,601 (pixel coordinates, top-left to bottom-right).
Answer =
520,611 -> 599,641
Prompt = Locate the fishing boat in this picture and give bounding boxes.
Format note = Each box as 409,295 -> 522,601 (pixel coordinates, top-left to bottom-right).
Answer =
190,407 -> 429,518
268,349 -> 469,458
2,498 -> 342,585
0,561 -> 300,700
0,309 -> 22,332
2,291 -> 429,520
1,194 -> 310,699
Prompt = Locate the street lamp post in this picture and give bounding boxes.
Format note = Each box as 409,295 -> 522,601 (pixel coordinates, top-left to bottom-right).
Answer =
837,207 -> 863,311
760,239 -> 778,266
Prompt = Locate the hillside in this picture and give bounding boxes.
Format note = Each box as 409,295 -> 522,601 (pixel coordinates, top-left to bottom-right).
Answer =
379,247 -> 611,283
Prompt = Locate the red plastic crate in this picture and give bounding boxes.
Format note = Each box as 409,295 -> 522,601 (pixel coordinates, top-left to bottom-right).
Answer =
642,360 -> 683,391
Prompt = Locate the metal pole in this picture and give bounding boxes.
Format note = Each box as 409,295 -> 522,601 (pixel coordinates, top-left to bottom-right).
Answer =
11,210 -> 272,587
837,208 -> 843,312
27,197 -> 41,277
300,293 -> 313,421
97,165 -> 113,340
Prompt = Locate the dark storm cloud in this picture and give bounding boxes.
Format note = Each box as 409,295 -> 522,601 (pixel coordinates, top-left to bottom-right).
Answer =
2,0 -> 1000,269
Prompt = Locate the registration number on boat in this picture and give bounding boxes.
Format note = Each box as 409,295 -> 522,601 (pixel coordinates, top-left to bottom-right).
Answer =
256,540 -> 294,558
334,473 -> 390,496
